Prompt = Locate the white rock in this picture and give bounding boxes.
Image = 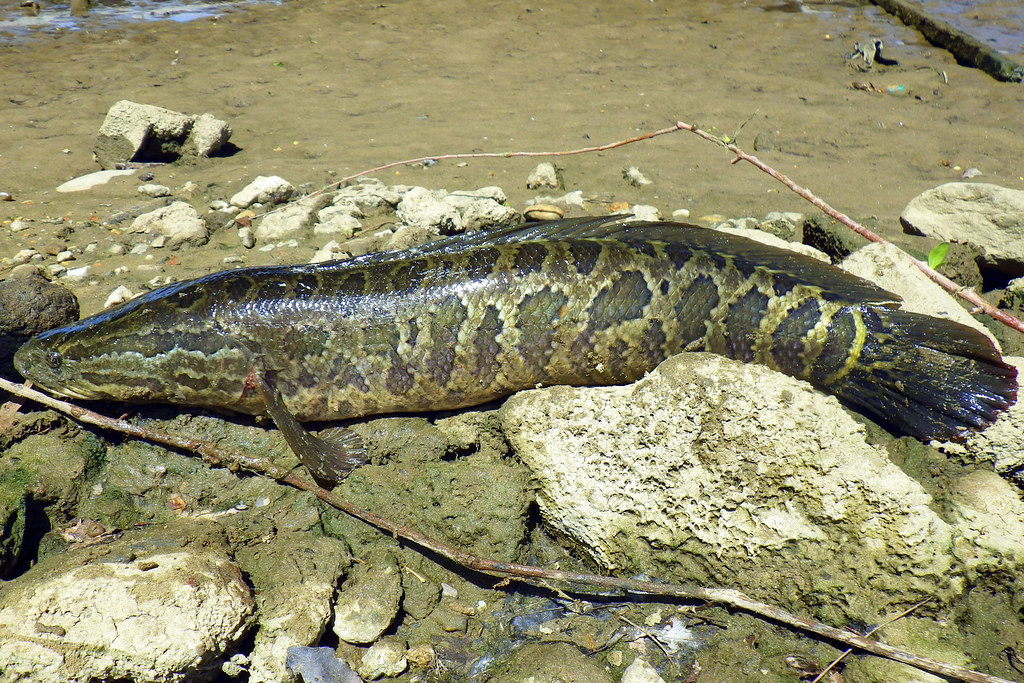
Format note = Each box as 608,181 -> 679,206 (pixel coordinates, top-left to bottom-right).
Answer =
137,183 -> 171,198
526,162 -> 560,190
238,226 -> 256,249
621,657 -> 666,683
12,249 -> 37,265
332,550 -> 403,645
94,100 -> 194,169
314,202 -> 363,237
841,241 -> 998,348
0,531 -> 253,682
186,112 -> 232,157
619,204 -> 662,222
129,201 -> 209,249
310,240 -> 346,264
901,182 -> 1024,275
396,186 -> 461,234
56,169 -> 137,193
333,181 -> 403,211
718,226 -> 830,262
623,165 -> 653,187
671,208 -> 691,220
104,285 -> 136,308
445,188 -> 520,231
55,250 -> 75,263
62,265 -> 89,280
230,176 -> 296,209
498,353 -> 1021,622
254,194 -> 331,242
358,637 -> 408,680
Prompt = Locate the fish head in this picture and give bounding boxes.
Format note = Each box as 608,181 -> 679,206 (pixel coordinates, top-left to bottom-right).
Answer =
14,280 -> 254,408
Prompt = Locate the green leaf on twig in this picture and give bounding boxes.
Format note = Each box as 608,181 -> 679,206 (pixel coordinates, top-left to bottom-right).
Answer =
927,242 -> 950,270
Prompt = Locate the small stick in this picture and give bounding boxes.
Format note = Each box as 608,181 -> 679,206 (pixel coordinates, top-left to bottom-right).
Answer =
0,377 -> 1012,683
253,123 -> 690,220
673,119 -> 1024,335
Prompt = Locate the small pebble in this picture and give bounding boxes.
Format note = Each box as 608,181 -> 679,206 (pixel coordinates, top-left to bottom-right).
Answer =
83,242 -> 98,254
12,248 -> 38,265
671,208 -> 691,219
55,250 -> 75,263
63,265 -> 90,280
238,226 -> 255,249
0,191 -> 13,201
9,264 -> 45,279
623,166 -> 653,187
222,256 -> 244,264
104,285 -> 136,308
47,264 -> 67,278
129,243 -> 149,255
151,235 -> 167,249
961,167 -> 983,179
10,219 -> 29,232
137,184 -> 171,198
209,199 -> 230,211
108,243 -> 125,255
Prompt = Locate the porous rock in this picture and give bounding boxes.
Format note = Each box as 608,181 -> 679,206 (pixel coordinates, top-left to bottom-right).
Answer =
254,193 -> 332,242
901,182 -> 1024,277
946,355 -> 1024,473
0,521 -> 253,682
235,533 -> 351,683
487,642 -> 615,683
94,100 -> 231,169
332,548 -> 403,645
395,186 -> 461,234
841,241 -> 998,348
498,353 -> 1024,623
357,636 -> 407,680
526,162 -> 560,190
314,201 -> 363,237
129,201 -> 209,249
444,186 -> 520,231
229,175 -> 295,209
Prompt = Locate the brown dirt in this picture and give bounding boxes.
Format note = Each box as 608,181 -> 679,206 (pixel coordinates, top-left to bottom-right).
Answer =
2,0 -> 1024,318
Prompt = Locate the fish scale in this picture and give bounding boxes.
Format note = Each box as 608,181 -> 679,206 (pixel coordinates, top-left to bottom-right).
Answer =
13,217 -> 1018,456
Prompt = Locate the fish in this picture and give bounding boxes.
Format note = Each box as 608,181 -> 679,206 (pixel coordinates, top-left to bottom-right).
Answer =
13,217 -> 1018,481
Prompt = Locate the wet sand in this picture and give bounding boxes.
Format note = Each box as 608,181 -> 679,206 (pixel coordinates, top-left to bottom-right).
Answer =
1,0 -> 1023,314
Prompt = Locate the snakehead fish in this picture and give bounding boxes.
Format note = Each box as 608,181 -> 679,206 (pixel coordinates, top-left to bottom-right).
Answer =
13,217 -> 1018,481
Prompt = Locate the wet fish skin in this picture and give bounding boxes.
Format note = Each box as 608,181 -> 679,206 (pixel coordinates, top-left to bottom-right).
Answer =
13,217 -> 1018,446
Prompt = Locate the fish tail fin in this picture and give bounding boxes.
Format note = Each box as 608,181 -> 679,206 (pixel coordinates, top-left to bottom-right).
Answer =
811,306 -> 1017,441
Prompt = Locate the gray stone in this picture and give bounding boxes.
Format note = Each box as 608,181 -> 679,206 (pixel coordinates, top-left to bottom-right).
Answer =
621,657 -> 666,683
498,353 -> 1024,623
93,100 -> 231,169
129,201 -> 209,249
332,549 -> 403,645
396,186 -> 461,234
526,162 -> 560,190
445,188 -> 519,231
0,522 -> 253,683
0,274 -> 78,376
230,176 -> 296,209
841,241 -> 998,348
314,202 -> 363,237
947,355 -> 1024,473
137,183 -> 171,198
357,636 -> 407,680
620,204 -> 662,222
185,112 -> 232,157
254,194 -> 332,242
901,182 -> 1024,276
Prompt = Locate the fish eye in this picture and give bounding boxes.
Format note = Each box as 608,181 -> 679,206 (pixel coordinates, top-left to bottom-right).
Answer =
46,351 -> 63,369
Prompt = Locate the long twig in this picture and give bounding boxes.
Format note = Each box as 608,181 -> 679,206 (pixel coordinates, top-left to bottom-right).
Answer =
0,377 -> 1012,683
253,123 -> 689,219
672,119 -> 1024,334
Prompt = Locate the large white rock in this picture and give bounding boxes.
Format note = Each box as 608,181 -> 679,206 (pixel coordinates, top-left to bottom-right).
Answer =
229,176 -> 295,209
94,100 -> 231,169
901,182 -> 1024,275
0,525 -> 253,682
499,353 -> 1024,623
395,186 -> 461,234
129,201 -> 209,249
841,240 -> 999,349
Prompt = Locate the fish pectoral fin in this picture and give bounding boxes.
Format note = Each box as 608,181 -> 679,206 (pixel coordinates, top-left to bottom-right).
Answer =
250,365 -> 368,486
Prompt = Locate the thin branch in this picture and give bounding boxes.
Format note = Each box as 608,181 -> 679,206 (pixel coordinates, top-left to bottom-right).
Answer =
673,119 -> 1024,334
0,376 -> 1012,683
253,122 -> 689,219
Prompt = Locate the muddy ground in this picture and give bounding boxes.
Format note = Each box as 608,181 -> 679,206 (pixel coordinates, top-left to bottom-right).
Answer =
2,1 -> 1024,682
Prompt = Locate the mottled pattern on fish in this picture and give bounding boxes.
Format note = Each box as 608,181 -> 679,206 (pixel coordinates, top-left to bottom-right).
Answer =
14,217 -> 1018,441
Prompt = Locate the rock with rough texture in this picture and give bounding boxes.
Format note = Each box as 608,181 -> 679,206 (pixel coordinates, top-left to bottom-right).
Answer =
254,194 -> 332,242
236,534 -> 350,683
357,636 -> 407,679
526,162 -> 560,190
93,100 -> 231,169
0,521 -> 253,683
901,182 -> 1024,276
229,176 -> 296,209
395,186 -> 461,234
0,274 -> 78,375
314,201 -> 363,237
129,201 -> 209,249
841,241 -> 998,348
621,657 -> 667,683
332,549 -> 403,645
445,187 -> 520,231
499,353 -> 1024,623
488,642 -> 615,683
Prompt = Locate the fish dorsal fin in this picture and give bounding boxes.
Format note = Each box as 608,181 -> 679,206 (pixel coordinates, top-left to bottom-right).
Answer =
323,216 -> 901,306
